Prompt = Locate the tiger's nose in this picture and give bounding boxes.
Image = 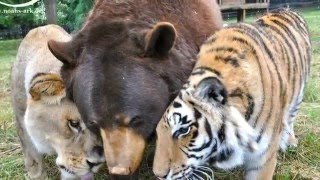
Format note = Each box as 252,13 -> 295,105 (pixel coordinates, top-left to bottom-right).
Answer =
154,170 -> 169,179
156,176 -> 167,180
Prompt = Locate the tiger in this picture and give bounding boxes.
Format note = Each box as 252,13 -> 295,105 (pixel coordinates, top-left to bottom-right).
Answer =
153,9 -> 311,180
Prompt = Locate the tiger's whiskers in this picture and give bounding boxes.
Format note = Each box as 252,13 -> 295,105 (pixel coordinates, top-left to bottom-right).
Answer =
198,165 -> 214,178
194,168 -> 213,180
192,172 -> 205,180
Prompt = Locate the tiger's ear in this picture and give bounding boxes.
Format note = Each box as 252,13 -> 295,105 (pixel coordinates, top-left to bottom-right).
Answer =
144,22 -> 176,57
29,73 -> 66,104
194,77 -> 228,105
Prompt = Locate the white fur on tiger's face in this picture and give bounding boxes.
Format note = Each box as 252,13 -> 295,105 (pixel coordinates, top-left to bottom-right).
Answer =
154,71 -> 258,180
153,9 -> 311,180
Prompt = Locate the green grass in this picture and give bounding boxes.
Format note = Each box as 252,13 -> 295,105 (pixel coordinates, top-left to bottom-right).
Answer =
0,39 -> 23,179
1,7 -> 320,180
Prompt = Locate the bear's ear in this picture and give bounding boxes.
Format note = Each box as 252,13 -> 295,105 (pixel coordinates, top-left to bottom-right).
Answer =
144,22 -> 176,57
29,73 -> 66,104
48,34 -> 84,66
194,77 -> 228,105
48,40 -> 74,66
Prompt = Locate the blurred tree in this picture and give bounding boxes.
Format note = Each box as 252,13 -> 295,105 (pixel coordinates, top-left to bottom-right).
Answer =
73,0 -> 94,29
0,0 -> 94,39
58,0 -> 94,31
44,0 -> 57,24
0,0 -> 93,29
0,0 -> 42,28
0,0 -> 43,39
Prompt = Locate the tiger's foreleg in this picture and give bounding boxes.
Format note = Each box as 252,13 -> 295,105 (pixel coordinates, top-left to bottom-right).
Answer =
244,130 -> 281,180
245,151 -> 278,180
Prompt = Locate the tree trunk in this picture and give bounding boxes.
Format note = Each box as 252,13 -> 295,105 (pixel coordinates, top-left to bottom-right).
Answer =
44,0 -> 57,24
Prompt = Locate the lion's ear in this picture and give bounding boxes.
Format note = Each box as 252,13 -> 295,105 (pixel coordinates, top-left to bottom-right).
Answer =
144,22 -> 176,57
29,73 -> 66,104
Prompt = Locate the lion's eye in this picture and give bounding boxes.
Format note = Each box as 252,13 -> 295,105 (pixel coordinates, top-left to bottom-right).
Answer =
68,120 -> 81,132
173,127 -> 191,138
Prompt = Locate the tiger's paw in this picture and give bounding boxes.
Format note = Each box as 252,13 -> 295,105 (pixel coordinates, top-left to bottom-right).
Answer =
288,135 -> 298,147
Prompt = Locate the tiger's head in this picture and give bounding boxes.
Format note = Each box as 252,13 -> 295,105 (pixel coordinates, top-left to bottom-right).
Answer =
153,68 -> 258,179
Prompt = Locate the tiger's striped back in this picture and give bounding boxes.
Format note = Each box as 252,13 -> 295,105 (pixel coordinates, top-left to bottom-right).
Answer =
153,9 -> 311,180
198,8 -> 311,150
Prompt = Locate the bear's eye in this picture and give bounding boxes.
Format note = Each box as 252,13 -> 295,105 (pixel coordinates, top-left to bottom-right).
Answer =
173,127 -> 191,138
87,120 -> 97,126
129,116 -> 143,127
68,120 -> 81,132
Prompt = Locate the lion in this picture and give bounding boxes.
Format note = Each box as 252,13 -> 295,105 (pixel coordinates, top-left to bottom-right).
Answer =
11,25 -> 105,179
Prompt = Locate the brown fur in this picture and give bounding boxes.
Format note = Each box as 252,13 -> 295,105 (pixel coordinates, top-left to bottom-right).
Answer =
83,0 -> 223,49
100,128 -> 146,175
48,0 -> 223,176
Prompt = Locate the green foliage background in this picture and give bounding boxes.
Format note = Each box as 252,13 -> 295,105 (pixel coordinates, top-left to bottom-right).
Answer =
0,2 -> 319,179
0,0 -> 94,31
58,0 -> 94,30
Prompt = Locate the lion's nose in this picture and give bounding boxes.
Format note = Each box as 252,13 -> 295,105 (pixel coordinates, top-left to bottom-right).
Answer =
109,166 -> 131,175
154,170 -> 169,179
86,160 -> 102,169
92,146 -> 104,156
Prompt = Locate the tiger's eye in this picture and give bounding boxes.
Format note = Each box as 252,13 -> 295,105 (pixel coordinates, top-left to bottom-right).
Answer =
179,127 -> 189,134
173,127 -> 191,138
